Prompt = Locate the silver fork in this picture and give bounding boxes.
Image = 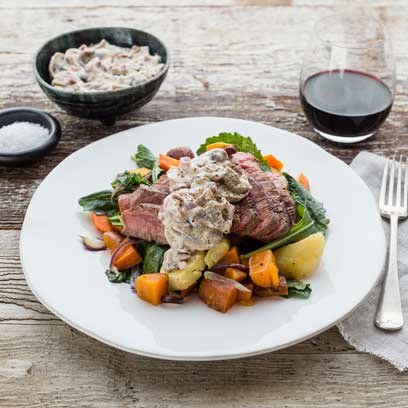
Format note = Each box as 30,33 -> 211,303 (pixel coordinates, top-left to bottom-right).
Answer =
375,156 -> 408,330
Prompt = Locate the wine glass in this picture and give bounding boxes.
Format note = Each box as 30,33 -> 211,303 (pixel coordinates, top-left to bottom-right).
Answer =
300,12 -> 396,143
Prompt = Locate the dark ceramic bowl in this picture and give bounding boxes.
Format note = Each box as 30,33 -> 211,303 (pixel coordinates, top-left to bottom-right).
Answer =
0,107 -> 61,166
34,27 -> 170,125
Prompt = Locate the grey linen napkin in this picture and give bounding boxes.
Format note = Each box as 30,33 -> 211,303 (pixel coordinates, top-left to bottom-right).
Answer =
337,151 -> 408,371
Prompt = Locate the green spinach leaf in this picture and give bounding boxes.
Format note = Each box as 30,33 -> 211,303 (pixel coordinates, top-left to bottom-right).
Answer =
284,173 -> 329,234
142,243 -> 167,273
286,279 -> 312,299
132,145 -> 163,182
196,132 -> 271,172
78,190 -> 118,216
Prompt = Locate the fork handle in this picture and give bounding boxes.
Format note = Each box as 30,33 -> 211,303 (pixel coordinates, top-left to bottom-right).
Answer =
375,214 -> 404,330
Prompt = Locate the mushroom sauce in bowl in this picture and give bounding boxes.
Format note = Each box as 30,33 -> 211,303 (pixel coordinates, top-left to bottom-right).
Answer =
49,39 -> 164,92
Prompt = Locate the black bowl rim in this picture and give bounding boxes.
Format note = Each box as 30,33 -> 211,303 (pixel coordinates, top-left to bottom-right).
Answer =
33,26 -> 171,98
0,107 -> 61,159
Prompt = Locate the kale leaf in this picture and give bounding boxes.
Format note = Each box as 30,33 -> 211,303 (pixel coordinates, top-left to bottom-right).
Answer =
111,170 -> 151,202
196,132 -> 271,172
105,269 -> 132,283
132,144 -> 163,182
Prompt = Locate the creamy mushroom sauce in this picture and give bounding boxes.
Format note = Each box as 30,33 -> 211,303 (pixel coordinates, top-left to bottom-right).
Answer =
48,39 -> 164,92
159,149 -> 251,271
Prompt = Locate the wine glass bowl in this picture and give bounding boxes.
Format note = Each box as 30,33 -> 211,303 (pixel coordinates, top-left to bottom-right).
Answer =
300,13 -> 395,143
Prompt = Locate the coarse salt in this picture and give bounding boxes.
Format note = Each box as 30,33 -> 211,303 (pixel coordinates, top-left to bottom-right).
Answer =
0,121 -> 50,154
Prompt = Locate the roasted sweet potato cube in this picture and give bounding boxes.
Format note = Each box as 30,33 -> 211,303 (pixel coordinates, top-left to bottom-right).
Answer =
136,273 -> 168,306
225,267 -> 247,282
237,281 -> 254,302
199,278 -> 237,313
254,276 -> 288,297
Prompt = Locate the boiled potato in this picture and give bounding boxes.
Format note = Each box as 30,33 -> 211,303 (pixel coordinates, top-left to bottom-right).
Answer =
274,232 -> 325,280
167,269 -> 202,291
163,251 -> 206,291
204,238 -> 231,268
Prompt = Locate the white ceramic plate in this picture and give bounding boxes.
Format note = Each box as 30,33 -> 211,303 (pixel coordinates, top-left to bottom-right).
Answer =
20,117 -> 385,361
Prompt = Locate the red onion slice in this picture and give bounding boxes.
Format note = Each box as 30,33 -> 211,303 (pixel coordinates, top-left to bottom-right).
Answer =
162,294 -> 184,304
211,263 -> 249,274
80,235 -> 106,251
204,271 -> 250,292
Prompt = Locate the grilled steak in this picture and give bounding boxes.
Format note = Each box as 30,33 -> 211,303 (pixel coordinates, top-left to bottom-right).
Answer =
120,175 -> 169,243
230,152 -> 296,241
120,152 -> 296,245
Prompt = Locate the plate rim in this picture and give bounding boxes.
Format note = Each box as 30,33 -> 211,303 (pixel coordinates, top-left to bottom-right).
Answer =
20,116 -> 386,361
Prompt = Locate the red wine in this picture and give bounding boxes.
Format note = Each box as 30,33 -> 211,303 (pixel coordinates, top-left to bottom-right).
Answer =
300,70 -> 393,138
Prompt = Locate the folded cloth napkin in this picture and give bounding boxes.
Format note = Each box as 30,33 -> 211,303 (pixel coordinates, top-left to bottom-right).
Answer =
337,151 -> 408,371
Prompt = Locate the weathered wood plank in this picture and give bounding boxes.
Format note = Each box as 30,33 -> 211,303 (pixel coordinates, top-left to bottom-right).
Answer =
0,324 -> 407,408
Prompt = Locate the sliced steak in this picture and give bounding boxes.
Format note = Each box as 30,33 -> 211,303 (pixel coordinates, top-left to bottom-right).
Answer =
166,146 -> 194,160
121,203 -> 167,244
231,152 -> 296,242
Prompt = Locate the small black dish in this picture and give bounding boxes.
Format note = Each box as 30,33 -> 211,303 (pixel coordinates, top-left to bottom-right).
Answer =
0,108 -> 61,166
34,27 -> 170,125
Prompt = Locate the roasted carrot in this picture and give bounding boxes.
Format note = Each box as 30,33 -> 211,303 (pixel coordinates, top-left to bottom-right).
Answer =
92,212 -> 113,233
219,246 -> 240,264
225,267 -> 247,282
263,154 -> 284,171
113,243 -> 142,270
249,249 -> 280,287
159,154 -> 180,171
297,172 -> 310,191
136,273 -> 169,306
206,142 -> 233,151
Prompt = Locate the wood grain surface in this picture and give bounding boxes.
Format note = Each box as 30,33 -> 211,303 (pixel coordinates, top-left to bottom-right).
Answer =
0,1 -> 407,407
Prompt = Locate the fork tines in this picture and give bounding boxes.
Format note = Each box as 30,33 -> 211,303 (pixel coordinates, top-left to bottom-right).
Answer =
379,155 -> 408,215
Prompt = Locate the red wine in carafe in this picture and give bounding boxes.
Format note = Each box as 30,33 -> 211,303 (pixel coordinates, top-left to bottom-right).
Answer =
300,70 -> 393,137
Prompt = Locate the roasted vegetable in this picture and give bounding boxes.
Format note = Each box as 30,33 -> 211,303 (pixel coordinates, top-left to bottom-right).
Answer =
198,278 -> 237,313
129,167 -> 151,177
205,238 -> 230,268
263,153 -> 284,171
167,269 -> 202,292
103,231 -> 123,253
297,172 -> 310,191
80,235 -> 106,251
274,232 -> 325,280
236,281 -> 254,302
254,276 -> 288,297
225,267 -> 247,282
159,154 -> 180,171
164,251 -> 206,291
206,142 -> 233,151
249,250 -> 279,287
92,212 -> 114,233
136,273 -> 169,306
218,246 -> 240,264
111,241 -> 142,270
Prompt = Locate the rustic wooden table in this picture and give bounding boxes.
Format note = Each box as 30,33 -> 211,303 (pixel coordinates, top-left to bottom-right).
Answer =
1,1 -> 407,406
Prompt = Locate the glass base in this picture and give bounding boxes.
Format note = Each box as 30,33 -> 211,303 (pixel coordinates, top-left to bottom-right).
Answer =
314,129 -> 376,144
